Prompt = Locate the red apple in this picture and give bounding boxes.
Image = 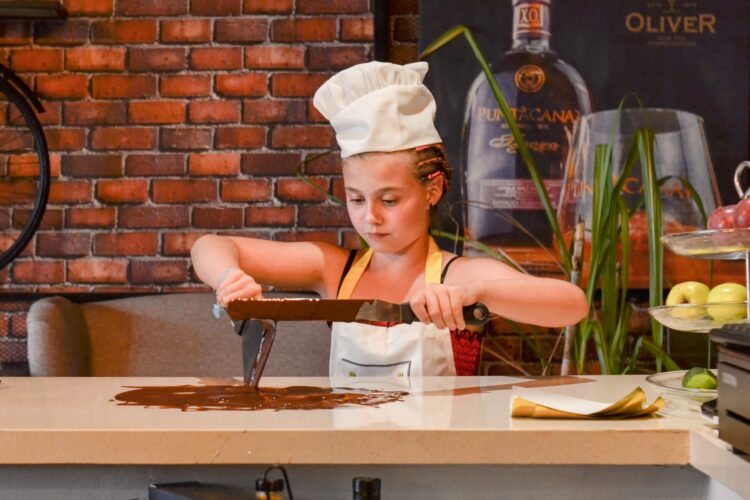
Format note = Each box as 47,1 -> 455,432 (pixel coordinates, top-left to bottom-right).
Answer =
708,204 -> 736,230
734,199 -> 750,228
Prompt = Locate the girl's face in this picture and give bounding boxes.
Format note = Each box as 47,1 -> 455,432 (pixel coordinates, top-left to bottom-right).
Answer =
342,151 -> 442,254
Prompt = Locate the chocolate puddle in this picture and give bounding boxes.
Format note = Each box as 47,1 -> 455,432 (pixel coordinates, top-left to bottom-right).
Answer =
114,384 -> 408,412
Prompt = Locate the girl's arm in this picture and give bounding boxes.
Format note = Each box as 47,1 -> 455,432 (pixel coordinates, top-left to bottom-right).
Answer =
409,257 -> 589,330
190,235 -> 348,305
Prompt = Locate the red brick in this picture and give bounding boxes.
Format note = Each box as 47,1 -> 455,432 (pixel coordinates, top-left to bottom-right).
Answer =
37,232 -> 90,256
161,128 -> 212,151
130,260 -> 188,284
386,0 -> 418,15
342,230 -> 362,249
63,102 -> 125,125
36,75 -> 87,99
66,47 -> 125,71
13,208 -> 63,230
8,154 -> 59,178
30,101 -> 62,126
12,261 -> 64,283
191,0 -> 240,16
214,127 -> 266,149
275,230 -> 338,244
10,48 -> 63,72
65,207 -> 116,228
163,232 -> 204,256
117,0 -> 187,16
272,125 -> 335,148
128,48 -> 185,72
10,315 -> 27,337
91,20 -> 157,44
68,259 -> 127,283
96,179 -> 149,203
393,17 -> 418,42
271,73 -> 330,97
161,19 -> 211,43
309,46 -> 368,70
49,180 -> 91,203
272,18 -> 336,42
92,75 -> 156,99
331,177 -> 345,201
188,101 -> 240,124
304,151 -> 341,174
220,179 -> 271,202
214,19 -> 267,43
193,207 -> 243,229
241,152 -> 301,175
386,44 -> 417,65
119,206 -> 189,229
152,179 -> 216,203
34,20 -> 89,45
94,232 -> 157,256
300,205 -> 350,227
215,73 -> 267,97
128,101 -> 186,124
90,127 -> 157,150
0,22 -> 32,45
246,206 -> 295,226
244,45 -> 304,70
307,99 -> 326,122
243,0 -> 291,13
160,75 -> 211,97
341,17 -> 374,41
125,154 -> 185,176
297,0 -> 368,14
49,153 -> 62,177
277,177 -> 329,202
189,48 -> 242,70
61,154 -> 121,177
188,153 -> 240,176
243,99 -> 305,124
36,285 -> 92,294
63,0 -> 114,16
46,128 -> 87,151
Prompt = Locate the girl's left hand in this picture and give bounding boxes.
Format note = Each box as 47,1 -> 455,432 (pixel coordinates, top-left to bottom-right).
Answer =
408,283 -> 479,330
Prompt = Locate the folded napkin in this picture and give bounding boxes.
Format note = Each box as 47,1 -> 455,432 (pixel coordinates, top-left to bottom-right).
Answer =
511,386 -> 663,419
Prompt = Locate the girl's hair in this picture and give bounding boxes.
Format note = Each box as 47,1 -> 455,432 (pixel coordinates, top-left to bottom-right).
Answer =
414,143 -> 452,201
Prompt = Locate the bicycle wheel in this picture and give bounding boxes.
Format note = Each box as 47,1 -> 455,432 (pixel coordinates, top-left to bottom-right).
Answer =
0,64 -> 50,271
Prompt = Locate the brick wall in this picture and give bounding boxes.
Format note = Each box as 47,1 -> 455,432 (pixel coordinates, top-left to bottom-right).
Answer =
0,0 -> 378,361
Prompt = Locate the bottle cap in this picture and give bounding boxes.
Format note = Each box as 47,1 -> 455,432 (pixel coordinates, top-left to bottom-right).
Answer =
255,478 -> 271,492
271,479 -> 285,492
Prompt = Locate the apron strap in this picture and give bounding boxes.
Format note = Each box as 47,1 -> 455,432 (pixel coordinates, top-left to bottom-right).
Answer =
337,238 -> 443,299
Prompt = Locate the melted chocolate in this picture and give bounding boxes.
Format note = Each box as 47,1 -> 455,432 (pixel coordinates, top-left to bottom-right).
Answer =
114,384 -> 408,412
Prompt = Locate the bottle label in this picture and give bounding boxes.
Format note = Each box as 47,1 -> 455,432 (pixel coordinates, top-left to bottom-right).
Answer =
479,179 -> 563,210
514,3 -> 550,38
514,64 -> 546,93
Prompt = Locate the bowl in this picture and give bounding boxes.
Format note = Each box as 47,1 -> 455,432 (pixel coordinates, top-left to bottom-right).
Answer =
646,369 -> 717,419
648,301 -> 750,333
661,228 -> 750,260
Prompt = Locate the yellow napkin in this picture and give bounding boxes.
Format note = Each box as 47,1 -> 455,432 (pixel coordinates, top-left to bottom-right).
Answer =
511,387 -> 663,419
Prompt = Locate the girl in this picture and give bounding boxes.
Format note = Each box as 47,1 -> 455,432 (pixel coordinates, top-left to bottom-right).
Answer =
191,61 -> 588,377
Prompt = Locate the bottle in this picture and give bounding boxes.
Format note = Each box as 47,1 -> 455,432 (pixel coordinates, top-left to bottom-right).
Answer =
461,0 -> 591,254
352,476 -> 381,499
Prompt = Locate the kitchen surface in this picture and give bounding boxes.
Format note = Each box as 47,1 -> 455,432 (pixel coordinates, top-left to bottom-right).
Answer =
0,375 -> 746,499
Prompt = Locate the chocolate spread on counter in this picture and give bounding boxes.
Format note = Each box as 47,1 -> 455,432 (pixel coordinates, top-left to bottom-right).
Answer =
114,384 -> 408,412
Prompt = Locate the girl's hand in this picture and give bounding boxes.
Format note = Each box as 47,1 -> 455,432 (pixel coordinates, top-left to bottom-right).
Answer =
215,268 -> 263,307
409,283 -> 479,331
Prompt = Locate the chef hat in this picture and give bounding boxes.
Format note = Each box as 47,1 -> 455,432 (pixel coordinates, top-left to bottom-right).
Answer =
313,61 -> 442,158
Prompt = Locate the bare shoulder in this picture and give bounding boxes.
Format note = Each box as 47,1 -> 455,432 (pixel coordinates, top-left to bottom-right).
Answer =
442,254 -> 527,284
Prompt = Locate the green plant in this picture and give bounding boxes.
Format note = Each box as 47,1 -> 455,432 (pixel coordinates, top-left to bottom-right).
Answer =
420,25 -> 701,374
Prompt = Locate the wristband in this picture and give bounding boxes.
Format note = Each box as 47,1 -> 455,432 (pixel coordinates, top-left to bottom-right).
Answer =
215,267 -> 239,289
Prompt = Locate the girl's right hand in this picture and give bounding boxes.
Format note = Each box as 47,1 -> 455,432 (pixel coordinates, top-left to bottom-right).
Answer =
215,268 -> 263,307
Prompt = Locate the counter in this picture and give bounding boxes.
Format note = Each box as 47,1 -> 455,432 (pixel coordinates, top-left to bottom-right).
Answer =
0,375 -> 746,499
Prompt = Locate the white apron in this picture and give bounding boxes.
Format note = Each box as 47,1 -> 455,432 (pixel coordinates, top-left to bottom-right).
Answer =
329,238 -> 457,378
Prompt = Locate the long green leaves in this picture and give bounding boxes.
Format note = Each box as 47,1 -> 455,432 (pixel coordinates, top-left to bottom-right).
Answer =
420,25 -> 570,274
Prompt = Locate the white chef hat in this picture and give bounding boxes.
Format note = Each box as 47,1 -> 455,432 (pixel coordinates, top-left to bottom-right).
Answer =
313,61 -> 442,158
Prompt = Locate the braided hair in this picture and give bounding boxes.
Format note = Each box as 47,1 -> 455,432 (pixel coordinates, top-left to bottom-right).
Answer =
414,143 -> 452,201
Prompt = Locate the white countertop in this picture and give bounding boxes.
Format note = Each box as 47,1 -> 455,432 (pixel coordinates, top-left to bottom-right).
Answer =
0,375 -> 718,466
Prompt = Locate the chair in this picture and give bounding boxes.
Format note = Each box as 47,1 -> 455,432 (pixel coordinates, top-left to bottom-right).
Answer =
26,292 -> 331,377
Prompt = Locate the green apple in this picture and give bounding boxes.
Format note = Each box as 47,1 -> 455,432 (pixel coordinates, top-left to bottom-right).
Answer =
666,281 -> 710,319
707,282 -> 748,322
682,367 -> 718,390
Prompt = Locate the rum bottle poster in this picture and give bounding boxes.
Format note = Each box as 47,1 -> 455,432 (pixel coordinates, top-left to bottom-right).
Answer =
419,0 -> 749,273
